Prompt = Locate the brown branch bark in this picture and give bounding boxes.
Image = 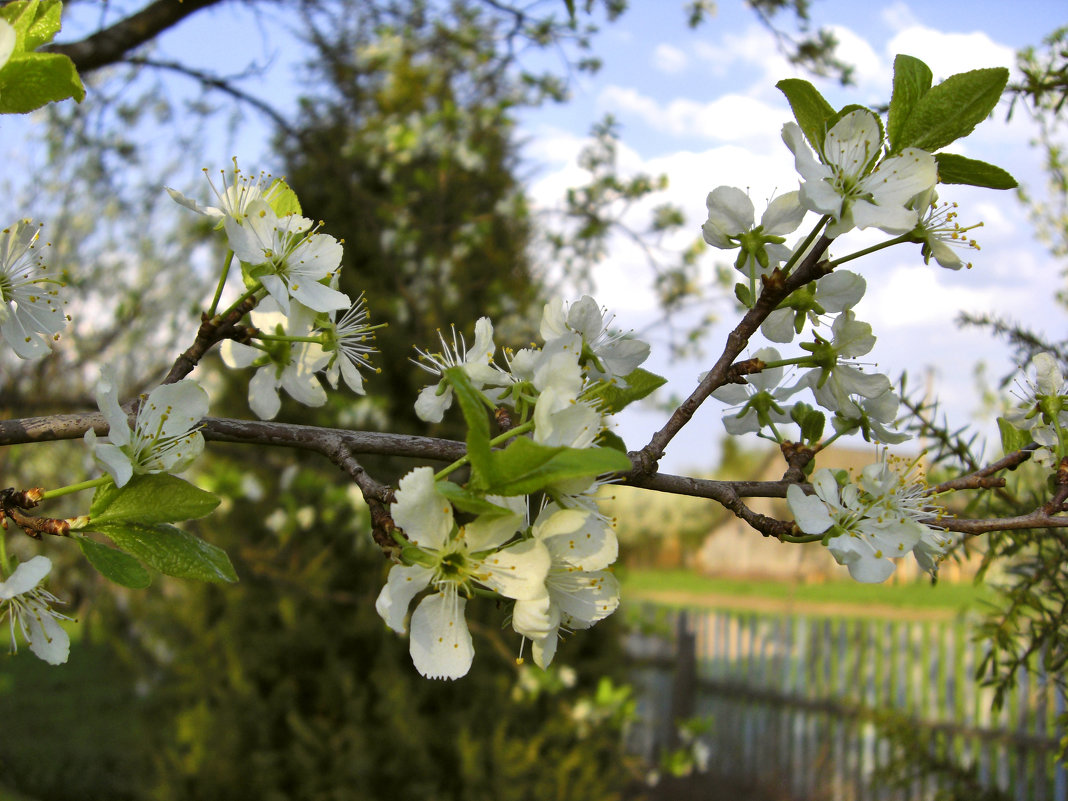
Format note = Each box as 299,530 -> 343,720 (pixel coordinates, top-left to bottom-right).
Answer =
633,236 -> 834,473
47,0 -> 225,74
3,409 -> 1066,538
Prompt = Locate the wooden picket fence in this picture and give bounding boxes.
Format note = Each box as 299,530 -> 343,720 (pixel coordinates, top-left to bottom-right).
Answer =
626,604 -> 1067,801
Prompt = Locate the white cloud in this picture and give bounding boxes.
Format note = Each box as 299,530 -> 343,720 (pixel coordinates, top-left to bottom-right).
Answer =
597,85 -> 789,146
693,24 -> 793,86
828,25 -> 889,89
880,1 -> 920,33
886,26 -> 1015,79
652,43 -> 688,74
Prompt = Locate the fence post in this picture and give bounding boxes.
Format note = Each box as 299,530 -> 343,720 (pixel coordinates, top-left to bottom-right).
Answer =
668,609 -> 698,751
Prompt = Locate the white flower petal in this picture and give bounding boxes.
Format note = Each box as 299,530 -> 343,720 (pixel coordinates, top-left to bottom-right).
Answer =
248,367 -> 282,420
478,538 -> 551,600
0,556 -> 51,599
24,600 -> 70,665
376,564 -> 434,633
787,484 -> 833,535
392,467 -> 453,549
409,591 -> 474,680
415,383 -> 453,423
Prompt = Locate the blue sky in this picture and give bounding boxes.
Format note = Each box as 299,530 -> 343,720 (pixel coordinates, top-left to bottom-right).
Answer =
9,0 -> 1067,474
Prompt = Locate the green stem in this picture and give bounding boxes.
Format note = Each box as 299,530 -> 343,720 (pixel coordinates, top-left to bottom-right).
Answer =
217,283 -> 264,322
761,356 -> 815,370
780,215 -> 831,277
255,334 -> 324,344
821,430 -> 844,449
0,535 -> 8,578
824,233 -> 912,269
433,420 -> 536,481
780,532 -> 825,544
40,477 -> 111,500
207,250 -> 236,319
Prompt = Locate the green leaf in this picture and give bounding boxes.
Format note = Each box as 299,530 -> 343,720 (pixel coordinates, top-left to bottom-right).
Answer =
896,67 -> 1008,153
24,0 -> 61,50
564,0 -> 576,22
734,282 -> 754,308
443,366 -> 492,488
935,153 -> 1018,189
266,177 -> 302,217
484,437 -> 631,496
0,0 -> 38,37
592,368 -> 668,414
597,429 -> 628,453
91,521 -> 237,583
776,78 -> 836,152
887,54 -> 932,152
997,417 -> 1030,455
434,481 -> 512,517
0,52 -> 84,113
89,473 -> 220,526
76,535 -> 152,589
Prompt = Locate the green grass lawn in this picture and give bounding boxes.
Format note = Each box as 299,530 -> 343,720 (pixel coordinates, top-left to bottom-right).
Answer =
619,567 -> 992,615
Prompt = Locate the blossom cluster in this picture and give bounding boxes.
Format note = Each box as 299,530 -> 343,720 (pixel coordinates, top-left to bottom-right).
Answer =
787,457 -> 953,582
702,96 -> 994,582
1003,351 -> 1068,469
377,295 -> 649,679
169,165 -> 379,420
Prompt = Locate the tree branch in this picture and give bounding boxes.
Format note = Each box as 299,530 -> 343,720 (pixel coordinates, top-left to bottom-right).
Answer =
47,0 -> 226,74
634,236 -> 834,471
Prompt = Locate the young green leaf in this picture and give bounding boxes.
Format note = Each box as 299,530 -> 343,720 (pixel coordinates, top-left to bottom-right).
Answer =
0,0 -> 84,113
896,67 -> 1008,153
265,177 -> 302,217
935,153 -> 1018,189
23,0 -> 62,50
89,473 -> 221,526
443,366 -> 492,487
0,52 -> 84,113
997,417 -> 1030,455
592,368 -> 668,414
90,521 -> 237,583
735,282 -> 754,308
597,429 -> 628,453
776,78 -> 836,152
434,481 -> 513,517
76,535 -> 152,589
887,54 -> 933,153
484,437 -> 631,496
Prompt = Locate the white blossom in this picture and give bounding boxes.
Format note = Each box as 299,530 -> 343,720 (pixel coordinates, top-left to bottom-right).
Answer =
788,459 -> 945,583
782,111 -> 936,239
0,220 -> 67,360
711,347 -> 795,435
375,468 -> 550,680
221,304 -> 330,420
85,368 -> 208,488
225,201 -> 350,315
761,270 -> 866,344
0,556 -> 71,665
512,506 -> 620,667
166,161 -> 281,225
702,187 -> 805,278
321,295 -> 377,394
540,296 -> 649,385
413,317 -> 498,423
914,193 -> 982,270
